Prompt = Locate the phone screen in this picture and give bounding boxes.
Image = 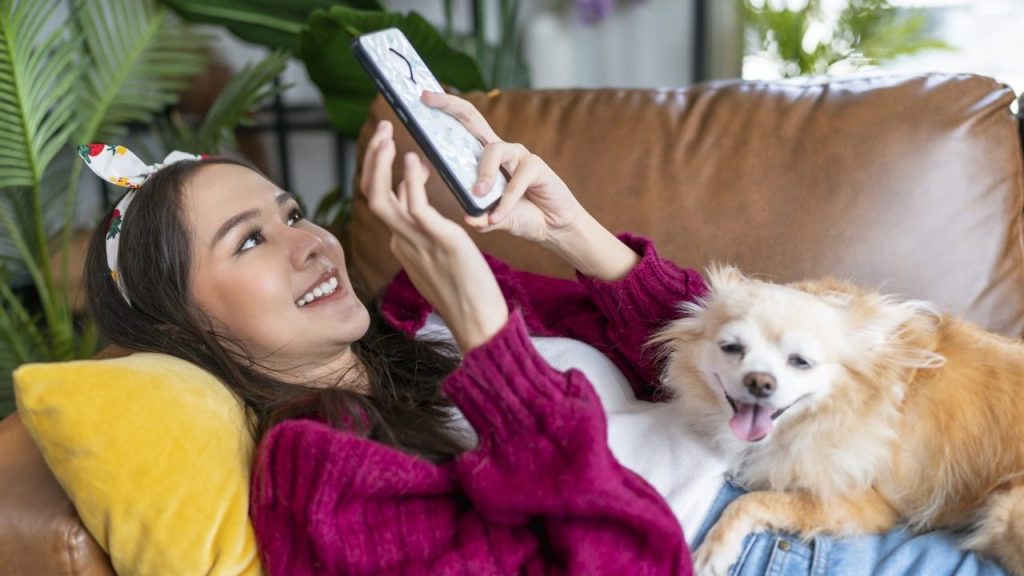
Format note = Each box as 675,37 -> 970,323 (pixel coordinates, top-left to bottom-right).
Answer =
353,29 -> 505,215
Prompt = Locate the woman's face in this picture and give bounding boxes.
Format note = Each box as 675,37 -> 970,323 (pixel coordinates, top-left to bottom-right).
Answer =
185,163 -> 370,381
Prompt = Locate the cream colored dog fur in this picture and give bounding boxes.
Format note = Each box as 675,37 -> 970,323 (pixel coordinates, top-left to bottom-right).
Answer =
654,267 -> 1024,575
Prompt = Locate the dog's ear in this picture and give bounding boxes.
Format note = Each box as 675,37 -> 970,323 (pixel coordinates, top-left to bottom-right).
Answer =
843,292 -> 946,369
790,278 -> 857,308
706,263 -> 748,292
648,306 -> 707,359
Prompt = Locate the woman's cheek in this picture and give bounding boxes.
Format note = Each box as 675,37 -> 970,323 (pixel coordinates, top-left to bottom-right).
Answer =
219,259 -> 288,322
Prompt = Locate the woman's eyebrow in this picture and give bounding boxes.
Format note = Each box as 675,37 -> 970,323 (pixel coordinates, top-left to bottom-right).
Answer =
276,191 -> 297,206
210,191 -> 295,249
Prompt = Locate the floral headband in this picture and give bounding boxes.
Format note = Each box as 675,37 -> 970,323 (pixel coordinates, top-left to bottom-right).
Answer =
78,144 -> 205,304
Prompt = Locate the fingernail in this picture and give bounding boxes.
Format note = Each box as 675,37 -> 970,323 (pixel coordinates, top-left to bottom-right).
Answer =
474,180 -> 490,195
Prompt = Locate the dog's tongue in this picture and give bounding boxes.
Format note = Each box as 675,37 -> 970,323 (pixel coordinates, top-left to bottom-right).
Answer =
729,402 -> 774,442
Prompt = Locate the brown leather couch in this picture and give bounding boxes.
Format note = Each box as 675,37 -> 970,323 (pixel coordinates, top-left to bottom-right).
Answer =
1,73 -> 1022,574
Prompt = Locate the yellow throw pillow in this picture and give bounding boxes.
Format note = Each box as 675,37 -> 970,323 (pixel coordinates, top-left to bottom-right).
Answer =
14,352 -> 261,576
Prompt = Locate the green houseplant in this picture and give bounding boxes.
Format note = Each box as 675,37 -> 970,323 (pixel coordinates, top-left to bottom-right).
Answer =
0,0 -> 290,417
159,1 -> 498,231
162,0 -> 490,138
742,0 -> 950,77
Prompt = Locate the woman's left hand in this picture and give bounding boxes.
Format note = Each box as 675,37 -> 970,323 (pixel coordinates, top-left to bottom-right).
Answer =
359,120 -> 509,352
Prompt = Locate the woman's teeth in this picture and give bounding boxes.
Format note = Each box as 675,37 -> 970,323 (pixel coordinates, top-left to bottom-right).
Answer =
296,276 -> 340,307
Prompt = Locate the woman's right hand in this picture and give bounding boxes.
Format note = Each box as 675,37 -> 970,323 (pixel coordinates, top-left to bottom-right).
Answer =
420,91 -> 584,245
360,120 -> 509,352
422,91 -> 640,282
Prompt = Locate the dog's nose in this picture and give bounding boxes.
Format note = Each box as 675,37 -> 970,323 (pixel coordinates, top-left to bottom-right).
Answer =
743,372 -> 776,398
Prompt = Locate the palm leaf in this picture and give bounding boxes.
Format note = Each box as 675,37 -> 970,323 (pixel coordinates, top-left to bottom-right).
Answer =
0,186 -> 32,270
39,151 -> 72,238
0,298 -> 28,367
56,0 -> 209,323
0,351 -> 15,416
743,0 -> 949,77
852,9 -> 952,62
0,189 -> 23,265
0,0 -> 82,309
0,265 -> 47,417
0,280 -> 46,360
0,0 -> 81,190
75,0 -> 209,143
194,49 -> 291,152
75,315 -> 99,360
156,109 -> 197,156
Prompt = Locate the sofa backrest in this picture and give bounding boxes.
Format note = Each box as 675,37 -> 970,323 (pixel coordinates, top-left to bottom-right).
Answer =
349,73 -> 1024,336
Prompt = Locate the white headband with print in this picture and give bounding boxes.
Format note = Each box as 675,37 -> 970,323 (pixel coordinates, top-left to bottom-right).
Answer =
78,144 -> 205,304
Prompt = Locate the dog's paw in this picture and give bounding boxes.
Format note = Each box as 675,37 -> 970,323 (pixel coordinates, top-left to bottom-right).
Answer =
693,523 -> 746,576
692,544 -> 736,576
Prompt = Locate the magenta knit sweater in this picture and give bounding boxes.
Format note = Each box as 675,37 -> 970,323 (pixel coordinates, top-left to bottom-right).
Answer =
250,234 -> 709,575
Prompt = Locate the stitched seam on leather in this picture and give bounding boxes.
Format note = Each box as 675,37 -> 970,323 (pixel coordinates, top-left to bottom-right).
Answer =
1009,96 -> 1024,339
62,520 -> 82,576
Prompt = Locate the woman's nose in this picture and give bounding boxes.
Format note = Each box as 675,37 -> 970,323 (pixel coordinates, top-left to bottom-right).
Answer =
290,227 -> 326,268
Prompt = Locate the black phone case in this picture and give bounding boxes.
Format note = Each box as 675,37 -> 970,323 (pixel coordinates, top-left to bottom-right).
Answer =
351,37 -> 495,217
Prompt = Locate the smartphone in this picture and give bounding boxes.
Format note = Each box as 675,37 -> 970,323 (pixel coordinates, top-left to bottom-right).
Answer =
351,28 -> 505,216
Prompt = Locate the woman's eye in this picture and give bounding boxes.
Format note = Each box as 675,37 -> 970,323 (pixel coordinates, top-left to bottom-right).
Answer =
238,230 -> 264,253
788,354 -> 814,370
719,342 -> 745,355
287,207 -> 304,226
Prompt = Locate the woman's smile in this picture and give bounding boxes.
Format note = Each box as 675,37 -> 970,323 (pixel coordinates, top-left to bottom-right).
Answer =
296,268 -> 341,307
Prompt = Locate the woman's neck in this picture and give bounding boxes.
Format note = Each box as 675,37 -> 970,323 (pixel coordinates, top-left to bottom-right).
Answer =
270,345 -> 370,393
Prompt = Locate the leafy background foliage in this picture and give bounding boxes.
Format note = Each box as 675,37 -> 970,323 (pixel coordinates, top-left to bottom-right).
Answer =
742,0 -> 950,77
0,0 -> 292,417
0,0 -> 519,417
299,7 -> 487,136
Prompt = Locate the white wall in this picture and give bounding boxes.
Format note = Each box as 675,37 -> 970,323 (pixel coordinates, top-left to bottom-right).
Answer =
387,0 -> 696,89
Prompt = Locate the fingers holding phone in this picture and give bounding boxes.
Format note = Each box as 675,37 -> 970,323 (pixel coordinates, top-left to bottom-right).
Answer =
419,91 -> 502,146
353,28 -> 637,281
352,29 -> 505,216
419,92 -> 584,242
359,122 -> 508,351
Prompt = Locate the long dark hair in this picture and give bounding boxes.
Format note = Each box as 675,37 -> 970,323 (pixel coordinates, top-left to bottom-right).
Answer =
85,158 -> 468,460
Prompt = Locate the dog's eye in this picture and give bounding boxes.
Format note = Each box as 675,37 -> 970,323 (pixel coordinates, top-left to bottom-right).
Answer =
788,354 -> 814,370
719,342 -> 745,355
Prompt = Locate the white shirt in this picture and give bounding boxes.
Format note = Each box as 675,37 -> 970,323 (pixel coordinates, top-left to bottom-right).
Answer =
418,314 -> 727,546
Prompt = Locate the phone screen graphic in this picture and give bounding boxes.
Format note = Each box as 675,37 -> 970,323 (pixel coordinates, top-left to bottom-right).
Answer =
353,29 -> 505,215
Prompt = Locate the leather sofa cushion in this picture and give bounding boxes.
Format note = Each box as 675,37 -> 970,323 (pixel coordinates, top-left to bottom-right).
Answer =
0,414 -> 113,575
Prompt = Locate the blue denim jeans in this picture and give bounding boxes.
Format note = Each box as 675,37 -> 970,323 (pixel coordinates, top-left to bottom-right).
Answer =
690,481 -> 1007,576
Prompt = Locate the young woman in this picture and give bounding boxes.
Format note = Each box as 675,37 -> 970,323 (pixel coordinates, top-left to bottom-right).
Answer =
83,92 -> 1006,576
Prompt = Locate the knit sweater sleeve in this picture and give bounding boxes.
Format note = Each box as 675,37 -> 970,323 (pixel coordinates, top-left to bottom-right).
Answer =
380,234 -> 707,401
570,233 -> 708,398
250,311 -> 690,575
446,311 -> 688,569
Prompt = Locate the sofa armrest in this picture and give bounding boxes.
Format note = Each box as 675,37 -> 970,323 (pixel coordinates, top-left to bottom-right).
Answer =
0,413 -> 114,576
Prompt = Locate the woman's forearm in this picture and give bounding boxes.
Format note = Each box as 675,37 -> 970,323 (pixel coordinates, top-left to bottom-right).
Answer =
542,211 -> 640,281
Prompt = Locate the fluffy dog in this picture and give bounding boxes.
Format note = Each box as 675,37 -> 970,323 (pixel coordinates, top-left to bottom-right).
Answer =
653,266 -> 1024,575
